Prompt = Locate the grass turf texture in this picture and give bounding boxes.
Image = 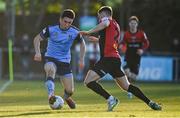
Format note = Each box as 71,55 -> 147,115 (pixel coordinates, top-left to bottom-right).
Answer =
0,80 -> 180,118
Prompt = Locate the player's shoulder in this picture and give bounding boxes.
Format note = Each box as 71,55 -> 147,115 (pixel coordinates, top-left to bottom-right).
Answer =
137,30 -> 148,39
124,31 -> 131,35
70,25 -> 80,31
68,25 -> 80,35
47,23 -> 59,29
137,30 -> 146,36
137,30 -> 146,34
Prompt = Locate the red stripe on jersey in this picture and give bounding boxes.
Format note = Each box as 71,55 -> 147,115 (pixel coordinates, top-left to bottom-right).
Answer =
102,19 -> 120,58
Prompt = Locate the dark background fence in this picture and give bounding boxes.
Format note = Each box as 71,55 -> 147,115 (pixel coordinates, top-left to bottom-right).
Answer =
0,0 -> 180,81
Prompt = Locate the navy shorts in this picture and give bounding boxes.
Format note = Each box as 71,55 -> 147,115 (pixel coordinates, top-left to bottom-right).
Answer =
44,57 -> 72,76
91,57 -> 125,78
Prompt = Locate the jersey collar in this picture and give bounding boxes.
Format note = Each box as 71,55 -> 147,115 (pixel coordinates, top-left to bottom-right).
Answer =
59,24 -> 71,31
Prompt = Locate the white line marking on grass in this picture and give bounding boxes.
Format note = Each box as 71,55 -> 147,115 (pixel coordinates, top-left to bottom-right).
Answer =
0,80 -> 13,94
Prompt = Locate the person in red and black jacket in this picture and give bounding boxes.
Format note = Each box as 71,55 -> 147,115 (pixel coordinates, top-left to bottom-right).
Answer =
80,6 -> 161,111
120,16 -> 149,81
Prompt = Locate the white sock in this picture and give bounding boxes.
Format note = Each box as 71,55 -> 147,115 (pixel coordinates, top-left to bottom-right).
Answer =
107,95 -> 114,102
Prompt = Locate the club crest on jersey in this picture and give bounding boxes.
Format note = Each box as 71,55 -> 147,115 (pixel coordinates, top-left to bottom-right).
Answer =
52,32 -> 58,38
68,35 -> 72,40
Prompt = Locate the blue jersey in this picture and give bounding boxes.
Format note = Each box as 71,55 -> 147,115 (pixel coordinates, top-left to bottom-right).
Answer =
40,24 -> 82,63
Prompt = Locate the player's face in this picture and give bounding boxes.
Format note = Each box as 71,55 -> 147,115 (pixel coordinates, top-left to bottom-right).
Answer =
129,20 -> 138,30
98,12 -> 107,20
60,17 -> 73,29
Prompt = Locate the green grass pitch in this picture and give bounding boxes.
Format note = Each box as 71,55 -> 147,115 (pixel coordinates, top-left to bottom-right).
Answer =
0,80 -> 180,118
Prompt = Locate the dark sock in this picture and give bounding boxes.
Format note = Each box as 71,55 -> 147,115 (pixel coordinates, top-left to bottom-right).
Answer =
128,84 -> 150,104
86,81 -> 111,99
46,76 -> 54,81
64,90 -> 72,99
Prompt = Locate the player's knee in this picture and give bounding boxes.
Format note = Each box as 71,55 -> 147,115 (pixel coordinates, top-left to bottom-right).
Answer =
84,70 -> 99,86
120,82 -> 129,91
84,79 -> 88,86
44,62 -> 56,74
124,84 -> 130,91
119,76 -> 130,91
84,76 -> 91,85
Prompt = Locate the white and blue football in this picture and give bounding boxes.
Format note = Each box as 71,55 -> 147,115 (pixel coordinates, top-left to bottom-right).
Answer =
49,96 -> 64,110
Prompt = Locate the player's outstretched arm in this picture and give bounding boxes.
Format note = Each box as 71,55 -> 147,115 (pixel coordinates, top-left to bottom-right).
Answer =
79,19 -> 110,36
88,36 -> 99,42
79,38 -> 86,69
33,34 -> 43,62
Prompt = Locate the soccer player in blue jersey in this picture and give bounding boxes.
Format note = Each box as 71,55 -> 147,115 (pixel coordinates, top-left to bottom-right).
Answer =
33,9 -> 86,109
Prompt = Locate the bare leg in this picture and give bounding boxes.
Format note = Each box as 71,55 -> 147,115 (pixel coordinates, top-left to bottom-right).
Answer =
60,74 -> 76,109
44,62 -> 57,98
60,74 -> 74,99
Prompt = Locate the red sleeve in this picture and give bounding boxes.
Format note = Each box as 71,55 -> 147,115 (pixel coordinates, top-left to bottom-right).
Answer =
120,32 -> 127,45
119,32 -> 127,53
142,31 -> 149,50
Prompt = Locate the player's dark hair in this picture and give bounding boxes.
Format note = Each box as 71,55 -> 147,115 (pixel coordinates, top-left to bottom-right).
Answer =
98,6 -> 113,16
60,9 -> 75,19
129,16 -> 139,23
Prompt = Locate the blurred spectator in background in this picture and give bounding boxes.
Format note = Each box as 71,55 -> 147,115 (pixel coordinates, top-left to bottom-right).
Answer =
119,16 -> 149,98
20,33 -> 31,79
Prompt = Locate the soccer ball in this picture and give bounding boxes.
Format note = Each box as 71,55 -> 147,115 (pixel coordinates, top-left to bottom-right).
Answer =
49,96 -> 64,110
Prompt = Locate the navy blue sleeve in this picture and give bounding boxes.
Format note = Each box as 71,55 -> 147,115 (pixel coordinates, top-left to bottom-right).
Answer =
40,27 -> 50,40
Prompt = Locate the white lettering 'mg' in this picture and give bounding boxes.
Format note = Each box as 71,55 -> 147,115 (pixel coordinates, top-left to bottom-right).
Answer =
138,68 -> 161,80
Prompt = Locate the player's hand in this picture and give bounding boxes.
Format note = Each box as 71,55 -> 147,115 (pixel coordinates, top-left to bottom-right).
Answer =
34,53 -> 42,62
79,31 -> 89,35
137,49 -> 143,55
87,36 -> 99,42
118,44 -> 123,51
118,44 -> 126,53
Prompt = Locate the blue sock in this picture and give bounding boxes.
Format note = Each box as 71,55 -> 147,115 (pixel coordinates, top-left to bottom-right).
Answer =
45,77 -> 55,97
